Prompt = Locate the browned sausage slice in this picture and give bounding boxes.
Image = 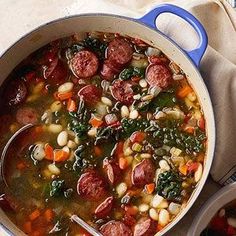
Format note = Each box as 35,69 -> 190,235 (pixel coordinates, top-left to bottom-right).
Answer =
107,38 -> 133,65
16,107 -> 38,125
132,159 -> 155,187
100,220 -> 132,236
146,64 -> 172,89
103,159 -> 121,185
77,170 -> 107,201
78,84 -> 102,105
4,79 -> 27,106
134,217 -> 157,236
111,80 -> 134,105
100,60 -> 120,81
70,50 -> 99,78
94,196 -> 114,218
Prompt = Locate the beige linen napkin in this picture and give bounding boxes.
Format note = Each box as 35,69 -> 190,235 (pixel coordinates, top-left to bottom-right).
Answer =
104,0 -> 236,185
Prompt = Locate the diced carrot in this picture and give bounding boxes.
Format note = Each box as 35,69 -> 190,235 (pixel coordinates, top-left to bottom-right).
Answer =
130,131 -> 146,143
177,85 -> 193,98
187,162 -> 199,172
124,206 -> 138,216
44,208 -> 54,222
54,91 -> 73,101
44,143 -> 54,161
157,224 -> 164,232
179,165 -> 188,176
54,150 -> 69,162
198,116 -> 205,131
119,157 -> 128,170
89,117 -> 103,128
131,76 -> 141,82
17,161 -> 27,170
94,146 -> 103,157
145,183 -> 155,194
29,209 -> 40,221
184,126 -> 195,134
67,98 -> 76,112
23,221 -> 32,234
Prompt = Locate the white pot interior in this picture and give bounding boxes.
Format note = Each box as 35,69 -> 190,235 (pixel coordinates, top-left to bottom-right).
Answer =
0,14 -> 215,236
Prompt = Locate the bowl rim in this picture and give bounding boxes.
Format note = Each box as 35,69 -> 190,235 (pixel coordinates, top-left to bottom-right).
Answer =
187,182 -> 236,235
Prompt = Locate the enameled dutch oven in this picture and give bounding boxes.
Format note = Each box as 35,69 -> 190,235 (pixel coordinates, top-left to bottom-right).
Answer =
0,4 -> 215,236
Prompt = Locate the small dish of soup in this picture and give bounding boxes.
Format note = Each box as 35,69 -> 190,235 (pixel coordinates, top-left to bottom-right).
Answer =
0,32 -> 206,236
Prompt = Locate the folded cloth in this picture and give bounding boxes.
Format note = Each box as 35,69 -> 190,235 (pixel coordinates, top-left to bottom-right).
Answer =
103,0 -> 236,185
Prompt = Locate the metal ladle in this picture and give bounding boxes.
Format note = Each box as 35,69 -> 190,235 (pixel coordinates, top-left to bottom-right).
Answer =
0,124 -> 103,236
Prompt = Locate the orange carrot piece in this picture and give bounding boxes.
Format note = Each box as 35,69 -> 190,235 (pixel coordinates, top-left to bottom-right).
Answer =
177,86 -> 193,98
29,209 -> 40,221
124,206 -> 138,216
44,143 -> 54,160
145,183 -> 155,194
44,208 -> 54,222
184,126 -> 195,134
119,157 -> 128,170
54,150 -> 69,162
89,117 -> 103,128
179,165 -> 188,176
17,161 -> 26,170
23,221 -> 32,234
56,92 -> 73,101
67,98 -> 76,112
94,146 -> 103,157
157,224 -> 164,232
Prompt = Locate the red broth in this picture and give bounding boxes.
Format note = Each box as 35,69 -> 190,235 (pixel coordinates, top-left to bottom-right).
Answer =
0,32 -> 207,236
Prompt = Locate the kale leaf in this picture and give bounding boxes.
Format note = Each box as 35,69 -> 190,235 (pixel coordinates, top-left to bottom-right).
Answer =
119,67 -> 145,81
156,170 -> 182,202
50,180 -> 65,197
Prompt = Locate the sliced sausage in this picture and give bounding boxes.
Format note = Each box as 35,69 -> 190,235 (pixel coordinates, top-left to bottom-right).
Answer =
44,58 -> 68,85
100,220 -> 132,236
78,85 -> 102,105
4,79 -> 27,106
100,60 -> 118,81
132,159 -> 155,187
123,213 -> 137,227
134,217 -> 157,236
107,38 -> 133,65
103,159 -> 121,185
94,196 -> 114,218
77,170 -> 107,201
16,107 -> 38,125
70,50 -> 99,78
111,80 -> 134,105
146,64 -> 172,89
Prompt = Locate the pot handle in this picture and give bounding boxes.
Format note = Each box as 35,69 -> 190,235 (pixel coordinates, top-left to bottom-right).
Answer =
138,4 -> 208,67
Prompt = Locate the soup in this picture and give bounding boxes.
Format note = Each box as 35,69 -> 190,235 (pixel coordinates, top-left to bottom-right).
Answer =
201,200 -> 236,236
0,32 -> 206,236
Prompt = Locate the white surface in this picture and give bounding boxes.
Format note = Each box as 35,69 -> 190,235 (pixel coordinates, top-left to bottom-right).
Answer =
0,0 -> 221,235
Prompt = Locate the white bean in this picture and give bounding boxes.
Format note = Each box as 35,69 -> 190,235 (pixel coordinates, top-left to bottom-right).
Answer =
57,131 -> 68,146
173,74 -> 184,81
149,208 -> 159,221
170,147 -> 182,156
116,182 -> 127,197
139,204 -> 149,212
168,202 -> 181,215
159,160 -> 170,171
67,140 -> 76,149
121,105 -> 129,118
151,194 -> 168,209
87,127 -> 97,137
62,146 -> 70,153
129,110 -> 139,119
48,124 -> 63,133
158,209 -> 170,226
48,164 -> 60,175
58,82 -> 74,93
148,86 -> 162,97
154,111 -> 166,120
32,143 -> 45,161
141,94 -> 154,101
50,101 -> 62,112
139,79 -> 147,88
227,217 -> 236,228
140,153 -> 151,159
194,163 -> 203,182
101,97 -> 112,106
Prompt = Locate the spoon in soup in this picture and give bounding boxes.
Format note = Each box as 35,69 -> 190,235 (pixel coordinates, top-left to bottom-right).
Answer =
0,123 -> 34,187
